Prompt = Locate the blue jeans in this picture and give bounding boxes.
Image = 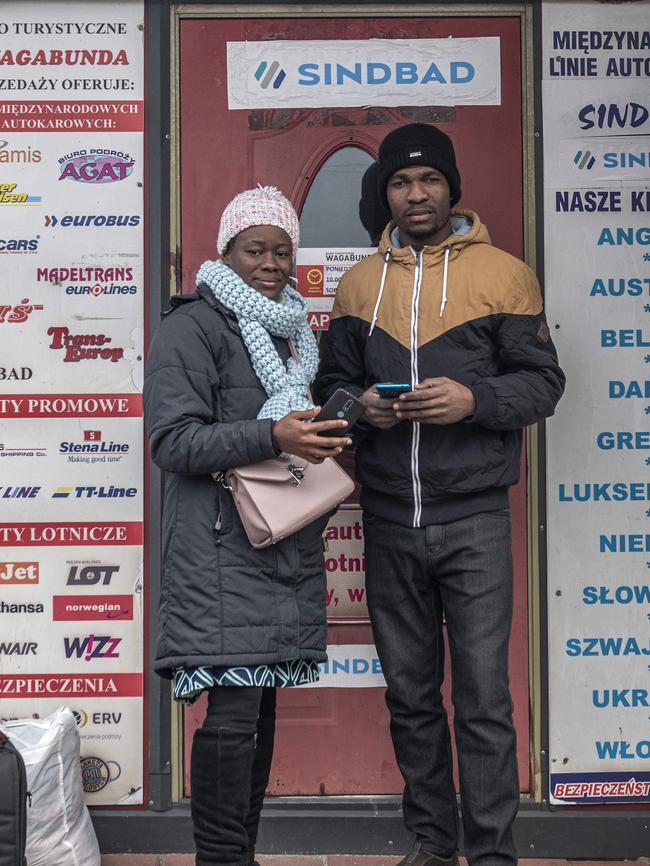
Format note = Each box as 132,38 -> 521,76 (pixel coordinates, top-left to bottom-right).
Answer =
363,510 -> 519,866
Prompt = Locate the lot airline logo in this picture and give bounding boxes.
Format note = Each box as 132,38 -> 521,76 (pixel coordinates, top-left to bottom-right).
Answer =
58,148 -> 135,184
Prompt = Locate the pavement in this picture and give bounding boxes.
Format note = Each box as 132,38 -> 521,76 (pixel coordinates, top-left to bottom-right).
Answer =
99,857 -> 643,866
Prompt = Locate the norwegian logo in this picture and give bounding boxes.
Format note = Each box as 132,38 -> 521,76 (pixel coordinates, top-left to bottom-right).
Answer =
574,150 -> 596,170
53,594 -> 133,621
58,149 -> 135,184
254,60 -> 287,90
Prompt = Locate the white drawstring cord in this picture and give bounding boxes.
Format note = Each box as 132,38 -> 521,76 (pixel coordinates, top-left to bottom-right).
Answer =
439,246 -> 450,317
369,249 -> 391,335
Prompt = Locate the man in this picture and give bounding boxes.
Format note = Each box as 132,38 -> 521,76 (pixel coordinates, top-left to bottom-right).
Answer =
315,124 -> 564,866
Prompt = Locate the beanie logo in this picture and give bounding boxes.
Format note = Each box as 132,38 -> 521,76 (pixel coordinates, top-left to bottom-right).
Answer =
409,151 -> 422,158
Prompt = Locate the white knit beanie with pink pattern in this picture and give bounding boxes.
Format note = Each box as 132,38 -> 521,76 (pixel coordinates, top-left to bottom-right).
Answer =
217,185 -> 300,255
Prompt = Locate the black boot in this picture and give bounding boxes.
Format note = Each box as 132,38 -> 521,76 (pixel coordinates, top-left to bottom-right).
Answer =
191,726 -> 256,866
244,689 -> 276,866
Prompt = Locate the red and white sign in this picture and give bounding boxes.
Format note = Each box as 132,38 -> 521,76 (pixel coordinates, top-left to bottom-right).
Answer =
0,522 -> 143,546
52,594 -> 134,621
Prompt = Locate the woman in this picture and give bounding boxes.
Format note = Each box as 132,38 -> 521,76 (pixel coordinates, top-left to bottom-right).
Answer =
144,186 -> 351,866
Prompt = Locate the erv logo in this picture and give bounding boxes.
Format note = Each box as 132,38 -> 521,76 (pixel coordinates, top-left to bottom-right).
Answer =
254,61 -> 286,90
64,634 -> 121,660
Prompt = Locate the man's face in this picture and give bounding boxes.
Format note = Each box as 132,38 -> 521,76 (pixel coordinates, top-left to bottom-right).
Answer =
386,165 -> 452,248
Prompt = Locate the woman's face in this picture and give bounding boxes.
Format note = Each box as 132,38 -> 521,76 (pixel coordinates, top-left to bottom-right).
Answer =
223,224 -> 293,301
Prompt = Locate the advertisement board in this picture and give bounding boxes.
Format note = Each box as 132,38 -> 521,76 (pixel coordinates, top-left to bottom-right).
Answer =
227,38 -> 501,109
543,0 -> 650,804
0,0 -> 144,806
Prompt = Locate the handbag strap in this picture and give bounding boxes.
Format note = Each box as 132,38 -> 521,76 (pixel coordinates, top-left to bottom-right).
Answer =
287,338 -> 314,404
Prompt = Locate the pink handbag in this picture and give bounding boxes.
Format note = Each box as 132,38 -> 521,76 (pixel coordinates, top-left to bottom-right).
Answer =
220,454 -> 354,548
215,338 -> 354,548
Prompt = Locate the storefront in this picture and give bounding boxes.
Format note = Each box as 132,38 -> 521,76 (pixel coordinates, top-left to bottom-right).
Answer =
0,0 -> 648,857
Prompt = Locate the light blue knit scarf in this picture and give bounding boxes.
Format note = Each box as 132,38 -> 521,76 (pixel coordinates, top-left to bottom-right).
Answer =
197,259 -> 319,421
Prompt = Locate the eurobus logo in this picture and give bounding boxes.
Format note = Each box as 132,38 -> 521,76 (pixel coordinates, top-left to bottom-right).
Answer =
254,60 -> 286,90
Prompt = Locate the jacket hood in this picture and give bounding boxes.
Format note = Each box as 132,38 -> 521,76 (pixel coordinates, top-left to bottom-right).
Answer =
369,210 -> 492,332
378,209 -> 491,262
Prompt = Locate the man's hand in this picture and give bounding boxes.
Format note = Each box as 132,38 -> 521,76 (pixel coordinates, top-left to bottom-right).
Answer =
395,377 -> 476,425
361,386 -> 401,429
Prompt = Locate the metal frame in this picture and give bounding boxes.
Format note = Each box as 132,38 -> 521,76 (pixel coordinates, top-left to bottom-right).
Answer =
90,0 -> 648,856
145,0 -> 173,812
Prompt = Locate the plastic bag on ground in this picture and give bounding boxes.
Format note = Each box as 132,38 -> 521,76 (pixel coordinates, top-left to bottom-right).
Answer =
0,707 -> 100,866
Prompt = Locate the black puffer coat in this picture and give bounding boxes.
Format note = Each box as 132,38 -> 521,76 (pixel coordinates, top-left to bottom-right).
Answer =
144,285 -> 328,676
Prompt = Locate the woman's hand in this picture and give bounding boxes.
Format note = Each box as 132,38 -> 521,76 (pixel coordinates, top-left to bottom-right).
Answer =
272,407 -> 352,464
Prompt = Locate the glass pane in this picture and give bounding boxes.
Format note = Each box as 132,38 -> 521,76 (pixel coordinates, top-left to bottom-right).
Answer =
299,147 -> 375,247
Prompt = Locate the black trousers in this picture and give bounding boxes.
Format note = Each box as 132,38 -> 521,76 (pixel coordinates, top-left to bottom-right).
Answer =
364,510 -> 519,866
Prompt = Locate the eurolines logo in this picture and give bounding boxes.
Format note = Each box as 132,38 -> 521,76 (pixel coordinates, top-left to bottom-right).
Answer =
58,149 -> 135,184
255,61 -> 286,90
574,150 -> 596,170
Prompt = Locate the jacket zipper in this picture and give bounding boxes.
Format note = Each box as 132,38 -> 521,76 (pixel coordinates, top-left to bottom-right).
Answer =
410,248 -> 423,528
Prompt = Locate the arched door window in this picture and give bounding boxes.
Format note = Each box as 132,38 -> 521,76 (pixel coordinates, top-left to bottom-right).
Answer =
299,146 -> 376,247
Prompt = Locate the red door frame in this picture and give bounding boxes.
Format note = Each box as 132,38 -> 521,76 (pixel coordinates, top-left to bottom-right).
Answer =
177,11 -> 531,797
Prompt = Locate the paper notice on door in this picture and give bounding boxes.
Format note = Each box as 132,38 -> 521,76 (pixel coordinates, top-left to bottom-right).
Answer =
296,247 -> 374,330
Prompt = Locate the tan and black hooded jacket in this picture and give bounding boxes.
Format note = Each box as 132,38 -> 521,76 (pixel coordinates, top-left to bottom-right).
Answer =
315,210 -> 565,527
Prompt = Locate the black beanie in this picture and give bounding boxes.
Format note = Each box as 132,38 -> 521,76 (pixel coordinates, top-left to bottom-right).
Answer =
359,162 -> 392,245
377,123 -> 461,209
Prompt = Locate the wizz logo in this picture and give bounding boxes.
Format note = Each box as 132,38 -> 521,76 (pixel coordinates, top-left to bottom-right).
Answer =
574,150 -> 596,170
254,61 -> 286,90
63,634 -> 121,660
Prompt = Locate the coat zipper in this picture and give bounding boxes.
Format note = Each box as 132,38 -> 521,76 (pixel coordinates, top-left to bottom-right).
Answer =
410,248 -> 423,528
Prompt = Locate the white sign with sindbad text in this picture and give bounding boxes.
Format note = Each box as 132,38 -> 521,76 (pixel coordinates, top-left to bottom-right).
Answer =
227,38 -> 501,109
